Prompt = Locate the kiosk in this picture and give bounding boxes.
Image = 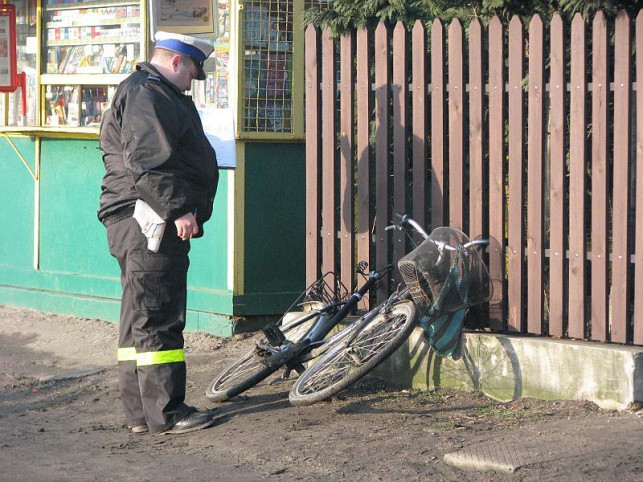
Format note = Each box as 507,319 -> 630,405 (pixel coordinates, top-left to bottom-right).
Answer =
0,0 -> 306,335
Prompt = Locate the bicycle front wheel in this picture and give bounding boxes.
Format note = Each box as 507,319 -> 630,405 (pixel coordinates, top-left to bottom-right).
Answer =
289,300 -> 417,406
206,311 -> 318,402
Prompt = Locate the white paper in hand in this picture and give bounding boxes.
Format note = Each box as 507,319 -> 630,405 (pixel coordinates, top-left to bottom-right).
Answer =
133,200 -> 166,252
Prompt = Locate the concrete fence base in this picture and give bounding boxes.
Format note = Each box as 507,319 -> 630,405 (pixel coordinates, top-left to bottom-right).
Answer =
373,329 -> 642,411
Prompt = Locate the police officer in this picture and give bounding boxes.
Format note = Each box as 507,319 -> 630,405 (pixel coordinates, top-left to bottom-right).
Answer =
98,32 -> 219,435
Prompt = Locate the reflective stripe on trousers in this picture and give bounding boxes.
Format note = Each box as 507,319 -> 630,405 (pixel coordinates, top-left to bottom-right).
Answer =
117,347 -> 185,366
117,347 -> 137,361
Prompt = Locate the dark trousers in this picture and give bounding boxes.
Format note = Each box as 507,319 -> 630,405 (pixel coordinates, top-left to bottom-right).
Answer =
107,216 -> 192,433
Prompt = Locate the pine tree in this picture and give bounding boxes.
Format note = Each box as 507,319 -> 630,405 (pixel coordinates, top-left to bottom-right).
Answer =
304,0 -> 640,35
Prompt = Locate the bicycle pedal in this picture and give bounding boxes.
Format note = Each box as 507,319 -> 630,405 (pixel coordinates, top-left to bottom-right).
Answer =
290,362 -> 307,375
253,343 -> 271,359
262,322 -> 286,346
259,340 -> 310,369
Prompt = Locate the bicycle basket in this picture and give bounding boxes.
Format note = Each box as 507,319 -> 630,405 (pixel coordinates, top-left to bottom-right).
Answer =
302,271 -> 348,307
398,227 -> 492,313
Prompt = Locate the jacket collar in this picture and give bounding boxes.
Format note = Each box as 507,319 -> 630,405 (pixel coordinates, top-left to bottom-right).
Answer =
136,62 -> 185,96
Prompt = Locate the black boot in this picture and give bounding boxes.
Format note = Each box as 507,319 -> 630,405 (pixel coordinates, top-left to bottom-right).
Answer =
158,408 -> 218,435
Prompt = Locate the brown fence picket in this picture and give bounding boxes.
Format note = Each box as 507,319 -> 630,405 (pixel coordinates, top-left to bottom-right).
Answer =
568,13 -> 587,340
392,22 -> 407,283
591,12 -> 609,342
304,25 -> 320,287
635,12 -> 643,346
448,19 -> 464,230
549,14 -> 565,338
611,11 -> 631,344
412,21 -> 427,238
339,33 -> 354,294
356,27 -> 371,306
488,17 -> 505,329
527,15 -> 545,334
507,16 -> 525,332
306,13 -> 641,346
374,23 -> 390,303
431,20 -> 445,228
468,19 -> 483,240
320,31 -> 335,277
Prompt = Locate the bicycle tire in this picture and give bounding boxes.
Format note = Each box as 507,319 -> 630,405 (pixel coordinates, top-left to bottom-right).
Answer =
206,312 -> 319,402
289,300 -> 417,406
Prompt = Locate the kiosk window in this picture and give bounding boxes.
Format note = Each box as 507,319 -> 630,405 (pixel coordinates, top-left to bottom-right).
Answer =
241,0 -> 293,134
44,84 -> 113,127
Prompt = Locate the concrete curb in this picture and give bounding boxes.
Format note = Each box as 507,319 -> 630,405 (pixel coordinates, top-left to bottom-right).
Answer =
374,328 -> 642,410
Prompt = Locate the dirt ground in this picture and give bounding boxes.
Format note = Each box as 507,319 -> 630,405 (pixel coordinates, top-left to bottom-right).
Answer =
0,305 -> 641,481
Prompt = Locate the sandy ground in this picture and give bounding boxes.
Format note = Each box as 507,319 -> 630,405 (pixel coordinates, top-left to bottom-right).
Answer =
0,305 -> 641,481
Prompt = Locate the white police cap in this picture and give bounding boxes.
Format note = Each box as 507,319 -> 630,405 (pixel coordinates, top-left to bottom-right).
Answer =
154,31 -> 214,80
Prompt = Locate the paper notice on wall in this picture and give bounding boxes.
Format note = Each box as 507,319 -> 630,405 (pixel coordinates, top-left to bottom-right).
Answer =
198,107 -> 236,169
0,15 -> 10,86
103,44 -> 116,58
25,36 -> 38,55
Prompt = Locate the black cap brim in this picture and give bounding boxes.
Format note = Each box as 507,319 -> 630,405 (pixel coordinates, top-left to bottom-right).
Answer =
186,55 -> 206,80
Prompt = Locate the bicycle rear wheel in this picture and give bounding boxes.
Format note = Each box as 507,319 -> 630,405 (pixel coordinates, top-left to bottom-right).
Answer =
206,311 -> 318,402
289,300 -> 417,406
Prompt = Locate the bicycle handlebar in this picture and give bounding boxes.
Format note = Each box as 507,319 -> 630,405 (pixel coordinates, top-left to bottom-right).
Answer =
385,213 -> 490,251
437,238 -> 489,251
385,213 -> 429,240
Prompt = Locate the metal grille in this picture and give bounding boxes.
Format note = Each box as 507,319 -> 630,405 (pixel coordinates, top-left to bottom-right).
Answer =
304,1 -> 332,11
242,0 -> 293,133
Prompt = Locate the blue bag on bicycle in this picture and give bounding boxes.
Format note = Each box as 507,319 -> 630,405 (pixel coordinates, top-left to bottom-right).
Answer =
418,253 -> 468,357
419,309 -> 466,358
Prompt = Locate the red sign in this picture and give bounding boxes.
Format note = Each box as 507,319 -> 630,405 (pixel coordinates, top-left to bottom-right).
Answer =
0,4 -> 17,93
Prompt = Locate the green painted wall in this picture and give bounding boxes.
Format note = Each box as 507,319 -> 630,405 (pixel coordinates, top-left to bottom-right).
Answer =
0,137 -> 306,334
235,142 -> 306,316
39,140 -> 114,278
0,137 -> 234,334
0,136 -> 35,271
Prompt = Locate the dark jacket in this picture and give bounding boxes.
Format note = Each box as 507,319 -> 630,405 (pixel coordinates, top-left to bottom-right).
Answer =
98,62 -> 219,237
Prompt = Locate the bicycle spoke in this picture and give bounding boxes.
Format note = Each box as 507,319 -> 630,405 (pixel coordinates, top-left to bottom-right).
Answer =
215,353 -> 264,389
297,313 -> 408,395
299,353 -> 351,392
350,314 -> 407,359
207,313 -> 321,400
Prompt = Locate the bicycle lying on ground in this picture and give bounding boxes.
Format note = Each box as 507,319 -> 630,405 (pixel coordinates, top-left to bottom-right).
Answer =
206,214 -> 493,406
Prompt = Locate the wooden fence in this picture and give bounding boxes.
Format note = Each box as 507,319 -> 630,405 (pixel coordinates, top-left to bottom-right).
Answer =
304,11 -> 643,346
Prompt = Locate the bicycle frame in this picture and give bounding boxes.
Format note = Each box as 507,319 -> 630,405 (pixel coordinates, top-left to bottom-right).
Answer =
310,219 -> 491,355
258,264 -> 393,366
303,265 -> 392,343
207,213 -> 494,403
259,214 -> 489,369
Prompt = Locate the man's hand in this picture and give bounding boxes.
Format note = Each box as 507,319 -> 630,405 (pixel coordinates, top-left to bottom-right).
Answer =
174,212 -> 199,241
